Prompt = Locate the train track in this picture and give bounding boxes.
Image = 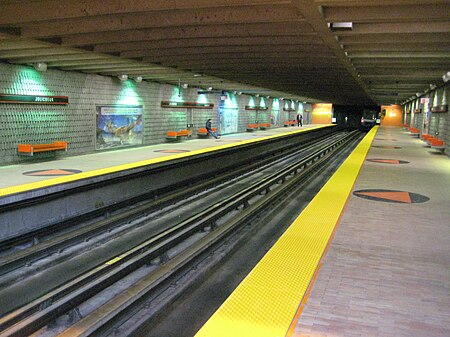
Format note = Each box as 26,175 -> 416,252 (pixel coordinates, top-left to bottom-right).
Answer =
0,131 -> 335,281
0,130 -> 362,337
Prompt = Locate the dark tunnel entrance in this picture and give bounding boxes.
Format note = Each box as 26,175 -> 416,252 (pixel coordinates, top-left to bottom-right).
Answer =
333,105 -> 380,129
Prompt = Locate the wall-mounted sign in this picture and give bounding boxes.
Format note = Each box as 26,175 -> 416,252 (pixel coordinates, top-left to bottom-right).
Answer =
420,97 -> 429,105
0,93 -> 69,105
161,101 -> 214,109
245,106 -> 268,110
431,105 -> 448,113
283,108 -> 296,112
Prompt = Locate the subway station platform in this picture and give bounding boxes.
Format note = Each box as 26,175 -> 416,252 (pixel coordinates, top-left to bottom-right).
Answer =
0,124 -> 320,196
292,126 -> 450,337
195,126 -> 450,337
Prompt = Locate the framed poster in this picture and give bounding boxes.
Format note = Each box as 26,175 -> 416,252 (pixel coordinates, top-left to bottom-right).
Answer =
218,98 -> 238,135
96,105 -> 143,150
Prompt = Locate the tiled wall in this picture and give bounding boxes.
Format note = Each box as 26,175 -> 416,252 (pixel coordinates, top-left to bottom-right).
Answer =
402,84 -> 449,155
2,63 -> 294,165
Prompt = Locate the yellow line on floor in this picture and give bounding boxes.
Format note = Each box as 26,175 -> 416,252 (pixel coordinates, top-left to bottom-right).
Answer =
194,126 -> 378,337
0,125 -> 331,198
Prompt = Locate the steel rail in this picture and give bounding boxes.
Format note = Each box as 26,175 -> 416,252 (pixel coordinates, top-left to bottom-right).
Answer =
59,131 -> 361,337
0,132 -> 339,277
0,127 -> 333,253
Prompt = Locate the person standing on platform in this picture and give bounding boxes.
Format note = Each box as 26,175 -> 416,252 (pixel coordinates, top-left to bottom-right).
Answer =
206,118 -> 220,139
296,113 -> 303,127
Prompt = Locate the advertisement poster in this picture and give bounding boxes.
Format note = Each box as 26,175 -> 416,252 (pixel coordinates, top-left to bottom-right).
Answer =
218,98 -> 238,135
96,105 -> 143,150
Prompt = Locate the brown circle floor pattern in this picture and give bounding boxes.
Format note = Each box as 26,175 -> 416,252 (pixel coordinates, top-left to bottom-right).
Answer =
353,189 -> 429,204
372,146 -> 402,149
23,169 -> 82,176
154,149 -> 190,153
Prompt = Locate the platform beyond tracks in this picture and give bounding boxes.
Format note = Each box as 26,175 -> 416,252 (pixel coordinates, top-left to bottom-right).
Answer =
0,124 -> 325,198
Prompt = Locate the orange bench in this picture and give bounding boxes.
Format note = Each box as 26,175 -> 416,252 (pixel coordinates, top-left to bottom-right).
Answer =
247,123 -> 259,131
197,127 -> 217,137
428,138 -> 445,152
18,141 -> 68,156
166,129 -> 192,141
409,127 -> 420,136
259,123 -> 272,130
284,120 -> 296,127
420,134 -> 434,141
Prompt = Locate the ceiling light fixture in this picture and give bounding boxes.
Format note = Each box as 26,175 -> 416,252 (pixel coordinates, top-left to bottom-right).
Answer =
181,83 -> 189,89
133,76 -> 143,83
207,86 -> 213,91
118,74 -> 128,81
33,62 -> 47,72
328,22 -> 353,32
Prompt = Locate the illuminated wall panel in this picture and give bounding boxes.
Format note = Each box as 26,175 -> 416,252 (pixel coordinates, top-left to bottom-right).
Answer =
380,105 -> 402,126
271,98 -> 280,126
311,103 -> 333,124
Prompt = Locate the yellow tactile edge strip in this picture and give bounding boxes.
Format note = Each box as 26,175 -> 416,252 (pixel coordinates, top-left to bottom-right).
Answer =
194,126 -> 378,337
0,125 -> 332,198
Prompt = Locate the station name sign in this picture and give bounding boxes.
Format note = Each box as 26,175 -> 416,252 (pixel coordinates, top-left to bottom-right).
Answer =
245,105 -> 268,111
161,101 -> 214,109
0,93 -> 69,105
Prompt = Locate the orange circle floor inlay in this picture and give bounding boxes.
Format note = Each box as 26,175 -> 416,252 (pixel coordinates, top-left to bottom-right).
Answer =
353,189 -> 429,204
367,159 -> 409,164
23,169 -> 82,176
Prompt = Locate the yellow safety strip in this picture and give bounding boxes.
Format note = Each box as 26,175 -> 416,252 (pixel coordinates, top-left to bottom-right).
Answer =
104,257 -> 122,265
0,125 -> 332,198
194,126 -> 378,337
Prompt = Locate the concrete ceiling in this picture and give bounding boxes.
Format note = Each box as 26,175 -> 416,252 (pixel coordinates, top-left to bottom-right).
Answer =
0,0 -> 449,105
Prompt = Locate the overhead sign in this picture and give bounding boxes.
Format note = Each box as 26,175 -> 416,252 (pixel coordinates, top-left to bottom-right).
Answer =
0,93 -> 69,105
161,101 -> 214,109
